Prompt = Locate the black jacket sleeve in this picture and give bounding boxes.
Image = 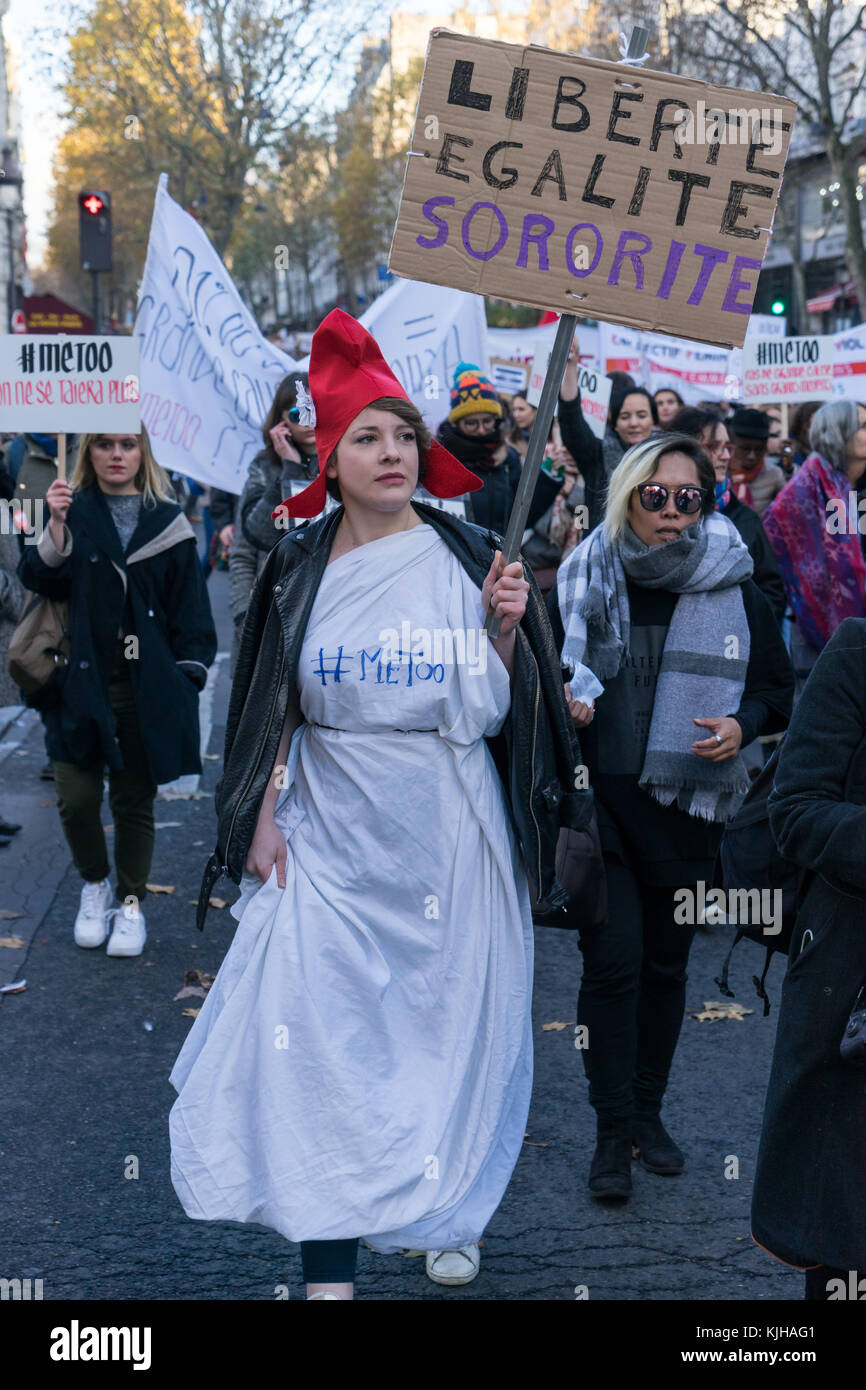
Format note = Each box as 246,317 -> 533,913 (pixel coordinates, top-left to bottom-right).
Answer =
17,526 -> 74,600
165,539 -> 219,690
526,468 -> 563,530
768,617 -> 866,892
557,393 -> 607,534
742,512 -> 786,624
209,488 -> 238,531
729,579 -> 794,747
240,459 -> 286,553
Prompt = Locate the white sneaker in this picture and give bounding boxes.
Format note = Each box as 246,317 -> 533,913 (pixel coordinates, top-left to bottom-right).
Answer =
73,878 -> 113,948
425,1244 -> 481,1286
105,902 -> 147,957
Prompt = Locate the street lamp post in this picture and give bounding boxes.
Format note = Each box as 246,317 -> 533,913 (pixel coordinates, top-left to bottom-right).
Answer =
0,144 -> 23,332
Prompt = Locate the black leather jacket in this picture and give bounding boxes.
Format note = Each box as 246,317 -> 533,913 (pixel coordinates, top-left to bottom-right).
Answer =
196,501 -> 591,930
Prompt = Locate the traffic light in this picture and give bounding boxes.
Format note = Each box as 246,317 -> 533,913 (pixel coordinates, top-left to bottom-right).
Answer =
770,299 -> 786,315
78,190 -> 112,273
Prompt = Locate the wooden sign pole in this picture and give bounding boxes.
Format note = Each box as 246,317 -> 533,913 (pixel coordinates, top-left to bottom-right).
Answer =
485,26 -> 650,636
56,433 -> 66,483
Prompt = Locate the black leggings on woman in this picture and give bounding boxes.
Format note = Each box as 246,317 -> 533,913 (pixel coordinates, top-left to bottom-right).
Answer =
577,858 -> 697,1120
300,1239 -> 359,1283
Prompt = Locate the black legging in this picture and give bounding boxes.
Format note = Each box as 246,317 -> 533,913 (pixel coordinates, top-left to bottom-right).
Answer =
301,1239 -> 359,1284
577,858 -> 697,1120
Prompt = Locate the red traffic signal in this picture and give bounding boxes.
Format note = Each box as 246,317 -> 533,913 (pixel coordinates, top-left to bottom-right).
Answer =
78,189 -> 112,273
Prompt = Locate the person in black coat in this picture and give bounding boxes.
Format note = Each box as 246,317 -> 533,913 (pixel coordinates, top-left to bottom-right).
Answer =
552,433 -> 794,1200
752,617 -> 866,1296
18,426 -> 217,957
669,406 -> 786,625
436,362 -> 562,536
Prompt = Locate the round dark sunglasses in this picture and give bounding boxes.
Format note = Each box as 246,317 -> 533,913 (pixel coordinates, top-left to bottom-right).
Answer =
284,407 -> 301,423
636,482 -> 707,515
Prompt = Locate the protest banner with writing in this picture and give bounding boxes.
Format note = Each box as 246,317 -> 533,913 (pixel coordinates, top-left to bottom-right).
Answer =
642,333 -> 738,404
600,322 -> 642,377
742,331 -> 866,403
135,174 -> 292,493
389,30 -> 795,348
0,335 -> 140,432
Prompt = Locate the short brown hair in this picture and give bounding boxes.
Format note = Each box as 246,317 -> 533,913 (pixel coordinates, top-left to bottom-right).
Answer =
325,397 -> 432,502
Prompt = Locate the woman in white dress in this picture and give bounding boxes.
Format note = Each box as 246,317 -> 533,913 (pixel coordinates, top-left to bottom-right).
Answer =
170,310 -> 582,1299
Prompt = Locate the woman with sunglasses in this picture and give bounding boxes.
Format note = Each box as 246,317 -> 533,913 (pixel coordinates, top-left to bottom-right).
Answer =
229,375 -> 318,671
551,434 -> 793,1200
557,343 -> 660,536
670,406 -> 786,625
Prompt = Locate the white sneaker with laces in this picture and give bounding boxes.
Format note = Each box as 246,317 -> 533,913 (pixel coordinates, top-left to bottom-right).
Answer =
105,902 -> 147,957
73,878 -> 113,948
425,1243 -> 481,1286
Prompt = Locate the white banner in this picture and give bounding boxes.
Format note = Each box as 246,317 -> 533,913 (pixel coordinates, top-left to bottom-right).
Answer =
135,174 -> 292,493
641,333 -> 738,405
742,329 -> 866,403
355,276 -> 488,432
0,335 -> 140,432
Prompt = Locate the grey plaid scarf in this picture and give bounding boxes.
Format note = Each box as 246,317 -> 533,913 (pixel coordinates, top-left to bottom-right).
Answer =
557,513 -> 755,822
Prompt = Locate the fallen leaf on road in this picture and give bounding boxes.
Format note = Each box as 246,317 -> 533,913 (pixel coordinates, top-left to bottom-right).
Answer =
523,1134 -> 550,1147
182,1007 -> 201,1018
0,909 -> 25,919
208,896 -> 229,909
690,1000 -> 754,1023
146,883 -> 175,894
0,979 -> 26,993
0,936 -> 25,948
36,800 -> 56,807
184,968 -> 215,989
541,1020 -> 575,1031
174,985 -> 207,1000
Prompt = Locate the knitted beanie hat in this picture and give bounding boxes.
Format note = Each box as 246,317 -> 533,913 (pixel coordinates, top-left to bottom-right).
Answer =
448,362 -> 503,425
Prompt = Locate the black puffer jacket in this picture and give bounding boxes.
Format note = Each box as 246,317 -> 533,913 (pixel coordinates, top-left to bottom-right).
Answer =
196,501 -> 590,930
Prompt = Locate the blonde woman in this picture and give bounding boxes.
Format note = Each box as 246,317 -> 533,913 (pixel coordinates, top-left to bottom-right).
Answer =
552,433 -> 794,1199
18,428 -> 217,957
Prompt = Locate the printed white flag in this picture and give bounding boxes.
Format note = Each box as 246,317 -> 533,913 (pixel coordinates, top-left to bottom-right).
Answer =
135,174 -> 293,493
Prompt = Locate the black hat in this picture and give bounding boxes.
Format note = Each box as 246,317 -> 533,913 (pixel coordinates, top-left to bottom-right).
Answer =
729,407 -> 770,440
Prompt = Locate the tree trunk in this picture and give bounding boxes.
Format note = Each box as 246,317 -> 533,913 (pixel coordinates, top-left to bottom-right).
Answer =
824,137 -> 866,322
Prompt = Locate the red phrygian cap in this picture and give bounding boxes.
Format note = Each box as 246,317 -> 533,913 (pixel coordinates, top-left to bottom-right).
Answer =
271,307 -> 484,519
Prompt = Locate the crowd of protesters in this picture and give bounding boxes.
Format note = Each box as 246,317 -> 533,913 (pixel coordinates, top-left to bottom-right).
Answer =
2,312 -> 865,1302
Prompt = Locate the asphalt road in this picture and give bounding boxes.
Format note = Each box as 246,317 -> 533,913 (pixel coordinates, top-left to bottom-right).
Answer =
0,566 -> 804,1301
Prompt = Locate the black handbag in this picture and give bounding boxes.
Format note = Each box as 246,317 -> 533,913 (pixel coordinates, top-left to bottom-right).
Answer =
531,792 -> 608,932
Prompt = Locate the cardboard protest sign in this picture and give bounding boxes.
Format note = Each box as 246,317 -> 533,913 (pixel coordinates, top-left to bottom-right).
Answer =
0,335 -> 140,432
389,30 -> 795,349
742,331 -> 866,403
489,356 -> 531,394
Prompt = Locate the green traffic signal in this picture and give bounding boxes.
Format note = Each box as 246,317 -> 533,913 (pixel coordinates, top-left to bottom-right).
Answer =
770,299 -> 786,315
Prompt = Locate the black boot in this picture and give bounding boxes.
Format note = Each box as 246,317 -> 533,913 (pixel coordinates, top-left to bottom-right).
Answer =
0,819 -> 21,835
632,1115 -> 684,1175
588,1115 -> 633,1200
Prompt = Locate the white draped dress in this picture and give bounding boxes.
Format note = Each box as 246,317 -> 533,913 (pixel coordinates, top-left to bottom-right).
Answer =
169,523 -> 534,1253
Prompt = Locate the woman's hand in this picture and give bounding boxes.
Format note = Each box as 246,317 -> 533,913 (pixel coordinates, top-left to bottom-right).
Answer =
219,523 -> 234,549
268,421 -> 302,464
692,716 -> 743,762
482,551 -> 529,637
245,811 -> 288,887
565,681 -> 595,728
46,477 -> 74,524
